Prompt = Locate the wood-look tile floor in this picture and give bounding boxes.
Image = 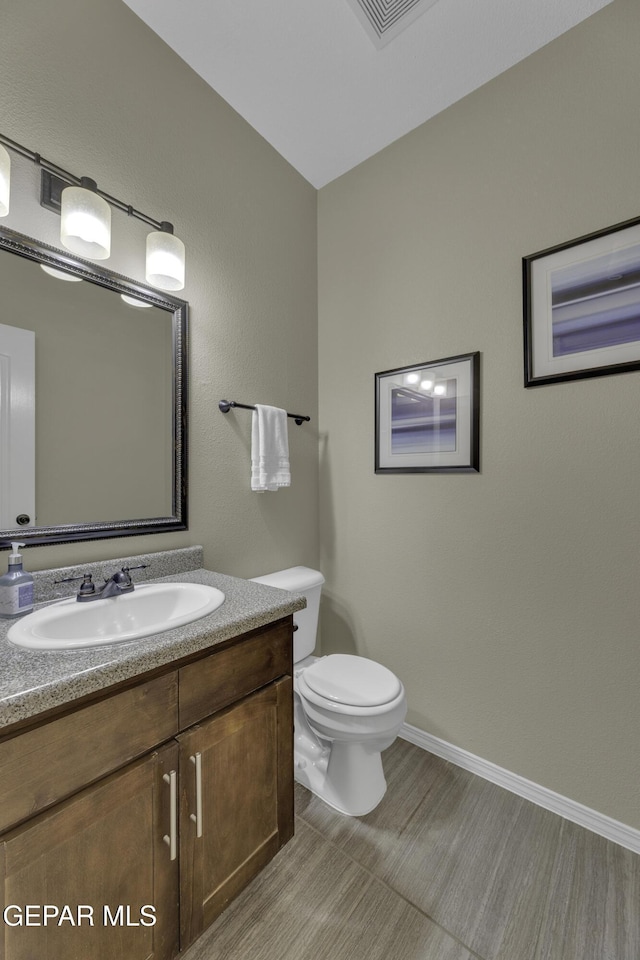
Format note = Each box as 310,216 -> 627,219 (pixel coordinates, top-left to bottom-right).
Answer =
182,739 -> 640,960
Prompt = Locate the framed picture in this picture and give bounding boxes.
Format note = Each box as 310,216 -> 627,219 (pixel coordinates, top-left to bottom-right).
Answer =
523,215 -> 640,387
375,352 -> 480,473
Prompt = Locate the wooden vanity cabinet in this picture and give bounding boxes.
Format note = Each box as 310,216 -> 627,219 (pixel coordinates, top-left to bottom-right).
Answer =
178,676 -> 292,946
0,617 -> 294,960
1,742 -> 180,960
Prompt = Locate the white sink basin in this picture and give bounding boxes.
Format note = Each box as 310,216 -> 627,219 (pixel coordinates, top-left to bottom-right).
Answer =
7,582 -> 225,650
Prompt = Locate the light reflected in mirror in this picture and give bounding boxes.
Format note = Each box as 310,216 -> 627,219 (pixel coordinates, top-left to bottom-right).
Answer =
0,226 -> 188,546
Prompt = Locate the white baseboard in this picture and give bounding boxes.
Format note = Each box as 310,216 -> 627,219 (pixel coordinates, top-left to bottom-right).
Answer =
399,723 -> 640,856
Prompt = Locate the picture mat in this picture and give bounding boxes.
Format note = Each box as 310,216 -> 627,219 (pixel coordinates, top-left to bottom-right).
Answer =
377,358 -> 472,469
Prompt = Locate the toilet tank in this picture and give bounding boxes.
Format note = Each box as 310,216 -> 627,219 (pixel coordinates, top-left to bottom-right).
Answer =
250,566 -> 324,663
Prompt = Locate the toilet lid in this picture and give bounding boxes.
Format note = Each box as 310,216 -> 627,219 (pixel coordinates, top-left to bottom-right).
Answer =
302,654 -> 401,707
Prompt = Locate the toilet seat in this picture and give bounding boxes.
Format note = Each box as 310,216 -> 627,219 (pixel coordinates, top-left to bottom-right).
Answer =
301,654 -> 401,707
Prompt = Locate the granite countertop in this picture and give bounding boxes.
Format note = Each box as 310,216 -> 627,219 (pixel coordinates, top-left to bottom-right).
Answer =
0,566 -> 305,732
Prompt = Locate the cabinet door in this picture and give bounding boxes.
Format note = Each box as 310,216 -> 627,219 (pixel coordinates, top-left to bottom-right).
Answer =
179,676 -> 293,947
0,742 -> 179,960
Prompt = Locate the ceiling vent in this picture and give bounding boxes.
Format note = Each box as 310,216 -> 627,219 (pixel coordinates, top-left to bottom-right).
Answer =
345,0 -> 441,49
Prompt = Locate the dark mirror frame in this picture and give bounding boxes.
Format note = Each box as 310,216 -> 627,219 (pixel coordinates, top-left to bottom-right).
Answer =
0,225 -> 188,547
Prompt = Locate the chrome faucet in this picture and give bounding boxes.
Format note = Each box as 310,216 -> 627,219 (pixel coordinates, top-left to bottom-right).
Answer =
56,565 -> 148,602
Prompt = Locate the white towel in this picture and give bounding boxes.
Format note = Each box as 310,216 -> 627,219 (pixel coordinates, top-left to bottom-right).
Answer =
251,404 -> 291,491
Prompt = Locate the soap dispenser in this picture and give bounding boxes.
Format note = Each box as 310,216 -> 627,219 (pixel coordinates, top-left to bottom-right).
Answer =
0,542 -> 34,619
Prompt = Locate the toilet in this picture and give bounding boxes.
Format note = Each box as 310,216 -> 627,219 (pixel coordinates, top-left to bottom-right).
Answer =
251,566 -> 407,817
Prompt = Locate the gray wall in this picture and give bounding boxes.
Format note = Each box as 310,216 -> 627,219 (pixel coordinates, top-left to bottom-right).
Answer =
0,0 -> 319,576
318,0 -> 640,830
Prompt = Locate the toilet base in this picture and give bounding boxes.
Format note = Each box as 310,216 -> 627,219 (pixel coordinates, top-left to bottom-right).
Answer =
294,725 -> 387,817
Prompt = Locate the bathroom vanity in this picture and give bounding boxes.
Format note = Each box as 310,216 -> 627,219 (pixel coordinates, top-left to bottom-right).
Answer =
0,549 -> 304,960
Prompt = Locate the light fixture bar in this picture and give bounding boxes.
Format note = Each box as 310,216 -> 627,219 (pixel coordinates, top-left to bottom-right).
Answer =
0,132 -> 170,232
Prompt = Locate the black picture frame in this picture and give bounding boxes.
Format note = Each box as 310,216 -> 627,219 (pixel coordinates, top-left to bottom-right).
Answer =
524,214 -> 640,387
375,352 -> 480,474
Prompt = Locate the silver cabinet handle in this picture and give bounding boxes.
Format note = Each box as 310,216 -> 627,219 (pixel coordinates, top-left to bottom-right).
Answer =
162,770 -> 177,861
190,752 -> 203,838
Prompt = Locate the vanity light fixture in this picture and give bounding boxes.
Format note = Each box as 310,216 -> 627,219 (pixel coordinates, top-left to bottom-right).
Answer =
0,132 -> 186,289
0,143 -> 10,216
60,177 -> 111,260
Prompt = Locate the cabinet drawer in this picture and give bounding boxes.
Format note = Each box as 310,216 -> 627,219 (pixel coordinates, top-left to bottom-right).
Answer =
0,672 -> 178,833
179,619 -> 292,729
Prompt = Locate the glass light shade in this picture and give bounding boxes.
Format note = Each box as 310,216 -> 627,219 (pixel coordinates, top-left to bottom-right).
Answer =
121,294 -> 152,308
0,144 -> 10,217
145,230 -> 185,291
40,264 -> 82,282
60,184 -> 111,260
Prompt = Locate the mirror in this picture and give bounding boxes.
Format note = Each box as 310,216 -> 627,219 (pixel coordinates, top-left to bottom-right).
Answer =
0,225 -> 188,546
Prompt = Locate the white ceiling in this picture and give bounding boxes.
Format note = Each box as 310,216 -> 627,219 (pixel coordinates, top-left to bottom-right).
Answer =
122,0 -> 613,189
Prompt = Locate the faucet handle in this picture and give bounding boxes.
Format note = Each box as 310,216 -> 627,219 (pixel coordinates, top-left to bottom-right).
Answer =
114,563 -> 148,583
54,573 -> 95,596
77,574 -> 96,596
54,573 -> 92,585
